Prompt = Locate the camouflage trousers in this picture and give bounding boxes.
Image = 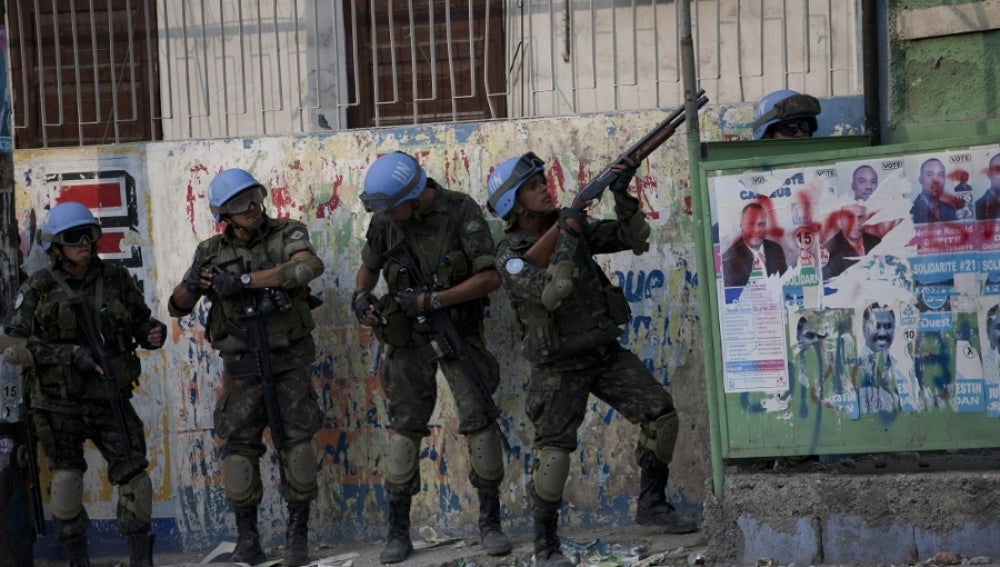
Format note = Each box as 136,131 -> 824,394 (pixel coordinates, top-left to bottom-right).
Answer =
380,334 -> 502,493
526,340 -> 675,465
215,339 -> 322,502
33,398 -> 150,538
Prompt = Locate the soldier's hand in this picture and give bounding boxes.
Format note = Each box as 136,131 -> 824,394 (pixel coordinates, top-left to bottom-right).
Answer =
609,160 -> 638,194
211,271 -> 245,297
397,288 -> 426,318
146,318 -> 166,349
352,290 -> 379,325
557,207 -> 590,237
71,346 -> 103,375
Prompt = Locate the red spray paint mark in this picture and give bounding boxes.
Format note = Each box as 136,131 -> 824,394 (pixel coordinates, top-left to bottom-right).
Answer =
547,157 -> 568,202
316,171 -> 343,219
948,169 -> 969,183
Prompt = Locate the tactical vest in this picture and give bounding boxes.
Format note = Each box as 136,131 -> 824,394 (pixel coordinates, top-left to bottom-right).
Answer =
508,237 -> 630,364
375,191 -> 484,345
28,262 -> 142,402
200,220 -> 317,354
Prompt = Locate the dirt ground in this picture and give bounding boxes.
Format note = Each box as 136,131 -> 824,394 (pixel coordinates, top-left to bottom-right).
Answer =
47,526 -> 707,567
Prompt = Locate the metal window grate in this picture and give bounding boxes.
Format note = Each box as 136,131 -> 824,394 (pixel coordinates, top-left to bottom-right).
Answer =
5,0 -> 860,148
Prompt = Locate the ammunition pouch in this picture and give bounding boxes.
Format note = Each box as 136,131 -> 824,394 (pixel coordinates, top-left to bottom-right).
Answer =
522,308 -> 561,362
373,294 -> 413,347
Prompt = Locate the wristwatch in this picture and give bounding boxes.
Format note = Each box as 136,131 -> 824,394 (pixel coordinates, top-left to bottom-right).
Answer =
428,291 -> 442,311
240,273 -> 252,288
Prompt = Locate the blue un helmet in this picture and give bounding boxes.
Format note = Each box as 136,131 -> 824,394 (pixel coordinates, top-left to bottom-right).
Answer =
208,168 -> 268,221
751,89 -> 821,140
361,152 -> 427,214
39,201 -> 102,251
486,152 -> 545,219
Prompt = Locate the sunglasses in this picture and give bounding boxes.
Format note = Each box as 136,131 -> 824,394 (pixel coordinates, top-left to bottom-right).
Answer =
56,225 -> 102,246
487,152 -> 545,212
775,119 -> 815,137
218,186 -> 266,215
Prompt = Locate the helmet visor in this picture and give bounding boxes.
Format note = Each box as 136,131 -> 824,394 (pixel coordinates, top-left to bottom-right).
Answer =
217,186 -> 266,216
751,93 -> 821,133
53,225 -> 102,246
488,152 -> 545,212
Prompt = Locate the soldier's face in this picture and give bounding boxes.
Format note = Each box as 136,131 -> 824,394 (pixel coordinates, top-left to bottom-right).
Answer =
851,167 -> 878,201
740,208 -> 768,248
919,160 -> 946,198
59,240 -> 94,267
865,310 -> 895,352
228,201 -> 265,230
516,175 -> 554,215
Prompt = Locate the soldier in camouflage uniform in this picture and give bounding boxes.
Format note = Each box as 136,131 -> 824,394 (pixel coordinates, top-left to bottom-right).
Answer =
485,153 -> 698,567
5,201 -> 166,567
352,151 -> 511,564
168,168 -> 325,566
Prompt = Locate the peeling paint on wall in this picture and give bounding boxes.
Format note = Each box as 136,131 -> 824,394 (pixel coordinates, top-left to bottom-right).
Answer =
9,100 -> 864,553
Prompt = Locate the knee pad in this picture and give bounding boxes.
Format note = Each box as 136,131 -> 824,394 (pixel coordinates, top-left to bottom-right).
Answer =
648,410 -> 679,466
282,442 -> 318,495
531,447 -> 570,503
118,471 -> 153,524
50,469 -> 85,521
383,434 -> 418,486
467,427 -> 504,483
224,455 -> 261,508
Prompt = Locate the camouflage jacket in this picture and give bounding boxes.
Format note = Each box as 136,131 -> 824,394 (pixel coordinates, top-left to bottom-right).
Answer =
360,182 -> 496,336
169,216 -> 319,357
6,258 -> 160,406
495,214 -> 633,365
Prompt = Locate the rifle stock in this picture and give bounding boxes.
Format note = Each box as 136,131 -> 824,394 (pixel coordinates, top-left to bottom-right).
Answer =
69,295 -> 135,466
385,243 -> 511,453
22,391 -> 45,536
525,92 -> 709,268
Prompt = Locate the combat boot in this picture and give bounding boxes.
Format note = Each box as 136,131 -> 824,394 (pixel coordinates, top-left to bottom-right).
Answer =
532,512 -> 573,567
635,466 -> 698,533
229,507 -> 268,565
477,489 -> 512,556
283,502 -> 310,566
63,537 -> 92,567
127,533 -> 155,567
379,497 -> 414,564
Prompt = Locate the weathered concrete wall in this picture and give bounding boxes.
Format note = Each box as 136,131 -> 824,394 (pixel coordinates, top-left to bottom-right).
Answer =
887,0 -> 1000,142
9,97 -> 863,556
704,463 -> 1000,565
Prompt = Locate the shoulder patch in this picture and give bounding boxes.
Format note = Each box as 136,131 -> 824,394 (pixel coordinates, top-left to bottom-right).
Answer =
505,258 -> 525,275
289,229 -> 306,241
464,220 -> 483,233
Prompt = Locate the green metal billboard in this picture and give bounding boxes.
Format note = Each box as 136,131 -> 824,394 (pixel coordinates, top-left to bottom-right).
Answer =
694,134 -> 1000,473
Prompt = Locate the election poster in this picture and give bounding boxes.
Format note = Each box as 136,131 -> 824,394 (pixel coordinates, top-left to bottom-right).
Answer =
708,143 -> 1000,420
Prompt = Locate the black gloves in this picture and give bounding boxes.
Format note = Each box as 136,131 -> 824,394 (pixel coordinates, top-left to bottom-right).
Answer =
609,164 -> 638,194
72,346 -> 100,374
211,271 -> 245,297
557,207 -> 590,237
353,290 -> 378,322
181,265 -> 205,296
397,288 -> 426,318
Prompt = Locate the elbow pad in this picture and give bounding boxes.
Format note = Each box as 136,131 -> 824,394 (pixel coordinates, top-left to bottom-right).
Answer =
541,261 -> 577,311
622,212 -> 651,255
279,255 -> 325,289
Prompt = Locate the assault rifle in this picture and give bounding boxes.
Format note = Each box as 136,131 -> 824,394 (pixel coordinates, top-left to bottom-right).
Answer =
218,259 -> 288,484
69,295 -> 135,466
23,390 -> 45,537
384,242 -> 511,453
525,90 -> 709,268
